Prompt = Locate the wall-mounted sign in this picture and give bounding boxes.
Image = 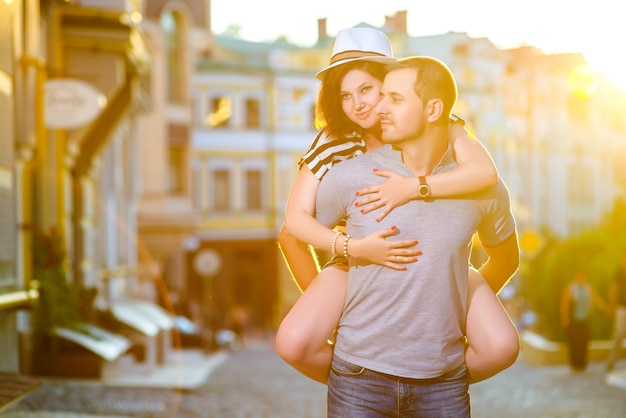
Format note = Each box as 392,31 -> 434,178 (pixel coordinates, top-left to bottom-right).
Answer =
44,78 -> 107,129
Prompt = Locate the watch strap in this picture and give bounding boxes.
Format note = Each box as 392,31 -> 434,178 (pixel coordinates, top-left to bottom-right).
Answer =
417,175 -> 431,199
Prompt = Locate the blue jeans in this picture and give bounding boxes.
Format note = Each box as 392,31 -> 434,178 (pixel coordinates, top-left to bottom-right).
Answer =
327,355 -> 470,418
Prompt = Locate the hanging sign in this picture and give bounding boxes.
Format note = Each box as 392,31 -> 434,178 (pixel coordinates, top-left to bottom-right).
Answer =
44,78 -> 107,129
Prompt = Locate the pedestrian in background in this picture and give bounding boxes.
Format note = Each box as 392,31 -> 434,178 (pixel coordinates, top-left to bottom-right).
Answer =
606,251 -> 626,371
560,269 -> 611,371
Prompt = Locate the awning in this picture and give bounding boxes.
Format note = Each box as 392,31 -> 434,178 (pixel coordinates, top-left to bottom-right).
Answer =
110,300 -> 175,337
52,323 -> 131,362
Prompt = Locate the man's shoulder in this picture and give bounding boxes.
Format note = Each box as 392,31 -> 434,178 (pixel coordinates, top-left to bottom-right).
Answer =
491,176 -> 509,192
494,177 -> 513,199
325,147 -> 377,173
452,177 -> 512,221
469,175 -> 510,199
320,145 -> 401,187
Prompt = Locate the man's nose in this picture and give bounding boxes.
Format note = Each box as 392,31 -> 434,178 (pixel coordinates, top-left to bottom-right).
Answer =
375,98 -> 387,114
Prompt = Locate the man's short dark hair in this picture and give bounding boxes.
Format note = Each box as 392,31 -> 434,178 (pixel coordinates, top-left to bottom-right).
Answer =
385,56 -> 458,123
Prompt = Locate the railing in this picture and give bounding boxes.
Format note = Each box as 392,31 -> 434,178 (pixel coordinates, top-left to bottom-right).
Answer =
0,288 -> 39,311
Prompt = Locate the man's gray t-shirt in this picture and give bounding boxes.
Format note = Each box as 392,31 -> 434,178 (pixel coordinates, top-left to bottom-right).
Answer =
316,144 -> 516,379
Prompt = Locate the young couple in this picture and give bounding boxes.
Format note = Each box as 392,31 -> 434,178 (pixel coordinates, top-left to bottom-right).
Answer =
276,27 -> 520,416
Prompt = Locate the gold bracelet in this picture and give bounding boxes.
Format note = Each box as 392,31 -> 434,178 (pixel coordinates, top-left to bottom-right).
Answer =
343,235 -> 352,259
331,230 -> 343,257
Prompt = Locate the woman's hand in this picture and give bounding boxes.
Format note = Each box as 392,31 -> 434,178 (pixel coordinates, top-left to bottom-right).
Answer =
348,226 -> 420,271
355,169 -> 418,222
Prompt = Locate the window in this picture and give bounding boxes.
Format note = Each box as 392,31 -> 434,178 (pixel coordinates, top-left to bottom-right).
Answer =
0,167 -> 15,289
245,98 -> 260,129
245,169 -> 262,211
192,160 -> 202,214
206,97 -> 231,128
160,10 -> 187,103
168,145 -> 185,193
213,170 -> 230,211
167,124 -> 188,194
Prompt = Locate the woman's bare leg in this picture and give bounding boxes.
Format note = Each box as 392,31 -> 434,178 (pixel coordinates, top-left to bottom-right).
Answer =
465,268 -> 520,383
277,266 -> 518,385
275,265 -> 348,384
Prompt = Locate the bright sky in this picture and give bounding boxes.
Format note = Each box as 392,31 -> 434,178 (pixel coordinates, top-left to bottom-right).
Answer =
211,0 -> 626,90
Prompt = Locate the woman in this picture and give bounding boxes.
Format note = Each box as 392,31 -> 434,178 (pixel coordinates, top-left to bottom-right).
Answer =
276,27 -> 519,384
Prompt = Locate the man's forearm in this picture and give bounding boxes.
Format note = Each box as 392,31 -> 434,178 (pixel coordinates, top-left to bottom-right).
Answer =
479,232 -> 520,294
478,261 -> 517,294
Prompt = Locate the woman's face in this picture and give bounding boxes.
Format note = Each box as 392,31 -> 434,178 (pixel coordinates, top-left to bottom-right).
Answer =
340,69 -> 383,130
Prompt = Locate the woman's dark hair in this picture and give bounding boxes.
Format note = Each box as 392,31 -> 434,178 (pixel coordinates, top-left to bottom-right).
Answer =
314,60 -> 387,140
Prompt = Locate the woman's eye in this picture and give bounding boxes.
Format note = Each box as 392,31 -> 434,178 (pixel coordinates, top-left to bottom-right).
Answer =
340,94 -> 350,100
362,86 -> 371,93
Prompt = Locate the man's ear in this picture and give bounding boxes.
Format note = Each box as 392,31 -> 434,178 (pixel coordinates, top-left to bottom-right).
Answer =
426,99 -> 444,123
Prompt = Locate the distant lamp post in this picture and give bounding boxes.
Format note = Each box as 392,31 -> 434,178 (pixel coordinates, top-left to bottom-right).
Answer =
193,249 -> 222,351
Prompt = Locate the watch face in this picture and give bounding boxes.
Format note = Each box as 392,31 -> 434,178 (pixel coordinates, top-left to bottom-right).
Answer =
418,184 -> 431,198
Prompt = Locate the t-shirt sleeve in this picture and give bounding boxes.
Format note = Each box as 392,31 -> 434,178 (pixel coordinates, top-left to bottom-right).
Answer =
315,166 -> 348,229
476,181 -> 517,247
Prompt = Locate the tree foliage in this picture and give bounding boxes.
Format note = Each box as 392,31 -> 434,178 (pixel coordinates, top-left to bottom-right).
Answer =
521,199 -> 626,341
33,227 -> 80,335
32,227 -> 99,335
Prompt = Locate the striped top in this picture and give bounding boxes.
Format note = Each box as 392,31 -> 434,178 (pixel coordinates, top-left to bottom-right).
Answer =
299,114 -> 464,180
299,130 -> 366,180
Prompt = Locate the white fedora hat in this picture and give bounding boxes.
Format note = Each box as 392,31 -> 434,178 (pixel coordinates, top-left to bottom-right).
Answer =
316,27 -> 395,80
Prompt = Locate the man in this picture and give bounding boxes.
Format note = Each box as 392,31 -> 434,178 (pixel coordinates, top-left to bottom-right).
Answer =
315,56 -> 519,417
607,251 -> 626,372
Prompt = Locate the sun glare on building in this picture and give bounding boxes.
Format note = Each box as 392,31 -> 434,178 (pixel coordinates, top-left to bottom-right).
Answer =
205,97 -> 232,127
567,65 -> 599,99
584,52 -> 626,93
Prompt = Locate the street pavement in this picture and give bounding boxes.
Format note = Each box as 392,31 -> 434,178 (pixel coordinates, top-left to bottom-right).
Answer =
3,334 -> 626,418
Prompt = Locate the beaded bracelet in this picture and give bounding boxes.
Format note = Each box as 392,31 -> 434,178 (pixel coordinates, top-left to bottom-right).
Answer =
343,235 -> 352,259
331,230 -> 343,257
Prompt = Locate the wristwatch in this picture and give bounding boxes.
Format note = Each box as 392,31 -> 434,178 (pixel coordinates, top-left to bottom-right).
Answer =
417,176 -> 431,199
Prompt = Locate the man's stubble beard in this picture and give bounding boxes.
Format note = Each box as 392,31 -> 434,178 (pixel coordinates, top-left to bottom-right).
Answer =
381,122 -> 425,147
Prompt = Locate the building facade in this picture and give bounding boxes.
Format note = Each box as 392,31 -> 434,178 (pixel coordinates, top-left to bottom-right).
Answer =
1,2 -> 625,378
189,10 -> 626,321
1,0 -> 159,375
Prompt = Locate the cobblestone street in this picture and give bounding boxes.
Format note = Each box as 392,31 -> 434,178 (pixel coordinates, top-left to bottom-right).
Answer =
4,336 -> 626,418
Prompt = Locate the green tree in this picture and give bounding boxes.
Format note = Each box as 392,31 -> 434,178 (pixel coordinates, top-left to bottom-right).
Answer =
32,228 -> 98,340
33,227 -> 80,336
522,199 -> 626,341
